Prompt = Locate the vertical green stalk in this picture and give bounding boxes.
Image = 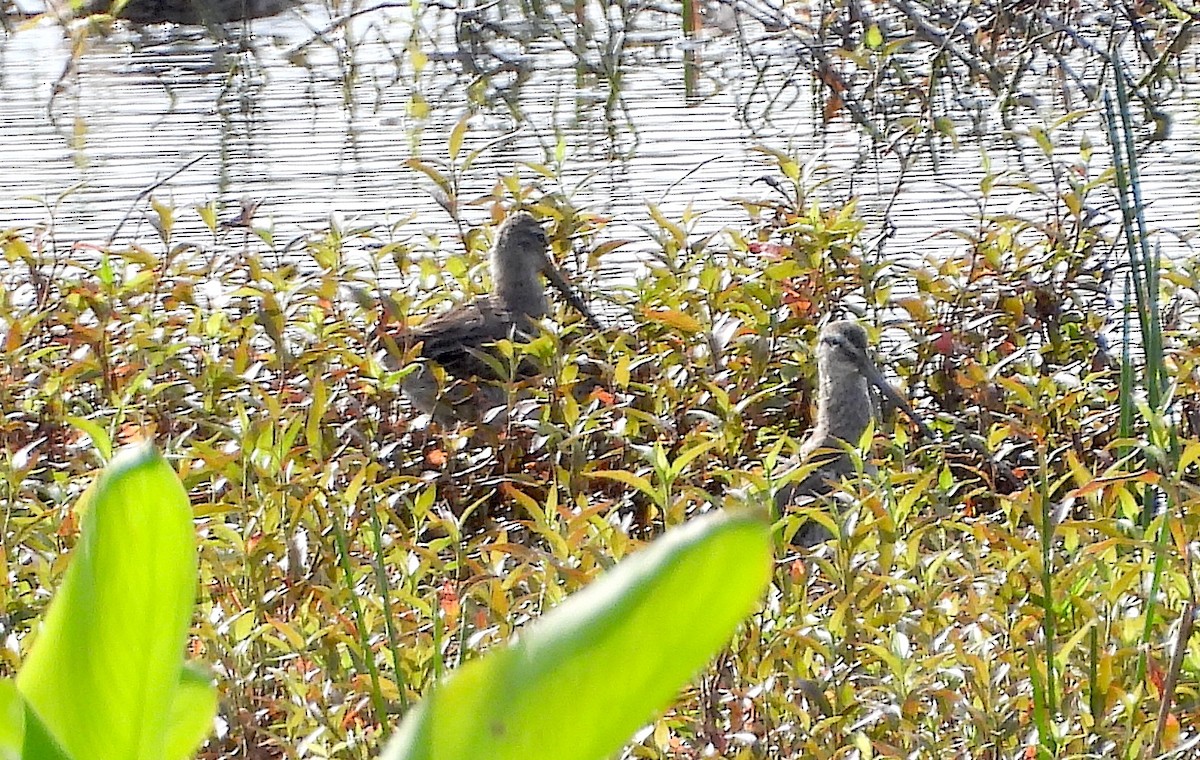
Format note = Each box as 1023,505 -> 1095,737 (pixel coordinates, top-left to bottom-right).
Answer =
1029,643 -> 1051,752
331,495 -> 391,738
431,584 -> 445,681
681,0 -> 698,36
368,495 -> 410,711
1105,52 -> 1178,689
1036,447 -> 1058,723
1139,435 -> 1179,687
681,0 -> 699,101
1117,274 -> 1135,458
1103,93 -> 1154,413
1088,625 -> 1102,728
1107,69 -> 1168,485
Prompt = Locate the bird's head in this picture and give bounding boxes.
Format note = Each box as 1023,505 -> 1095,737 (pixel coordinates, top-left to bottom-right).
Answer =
492,211 -> 602,330
815,320 -> 933,438
492,211 -> 551,269
816,320 -> 872,378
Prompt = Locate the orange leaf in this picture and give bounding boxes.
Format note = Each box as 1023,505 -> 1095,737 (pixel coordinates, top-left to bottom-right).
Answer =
438,579 -> 460,619
782,288 -> 814,316
1163,711 -> 1181,747
591,239 -> 631,258
4,321 -> 24,353
1148,655 -> 1166,693
789,559 -> 806,584
56,509 -> 77,538
642,308 -> 703,334
117,423 -> 151,445
590,387 -> 617,406
822,91 -> 844,123
1067,470 -> 1159,499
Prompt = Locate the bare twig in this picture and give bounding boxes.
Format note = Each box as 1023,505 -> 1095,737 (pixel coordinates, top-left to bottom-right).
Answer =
1152,550 -> 1198,756
106,154 -> 208,246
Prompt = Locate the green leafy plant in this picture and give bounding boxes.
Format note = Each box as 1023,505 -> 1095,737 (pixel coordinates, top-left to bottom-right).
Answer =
382,510 -> 772,760
6,112 -> 1200,757
1,445 -> 215,760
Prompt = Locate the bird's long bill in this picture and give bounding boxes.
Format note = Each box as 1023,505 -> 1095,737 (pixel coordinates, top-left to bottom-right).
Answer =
857,357 -> 935,439
542,258 -> 603,330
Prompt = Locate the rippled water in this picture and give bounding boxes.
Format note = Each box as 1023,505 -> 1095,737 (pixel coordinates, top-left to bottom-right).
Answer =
3,1 -> 1200,289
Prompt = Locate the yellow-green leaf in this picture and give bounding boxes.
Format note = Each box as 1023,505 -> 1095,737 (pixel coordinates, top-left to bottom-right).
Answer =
448,115 -> 469,162
643,308 -> 702,334
16,445 -> 213,760
382,511 -> 772,760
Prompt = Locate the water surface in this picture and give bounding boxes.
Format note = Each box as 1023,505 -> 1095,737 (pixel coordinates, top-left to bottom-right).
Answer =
3,2 -> 1199,290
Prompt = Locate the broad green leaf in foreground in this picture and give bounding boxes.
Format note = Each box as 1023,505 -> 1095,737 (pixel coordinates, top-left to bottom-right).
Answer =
0,680 -> 26,760
382,510 -> 773,760
163,665 -> 220,760
0,680 -> 72,760
15,445 -> 213,760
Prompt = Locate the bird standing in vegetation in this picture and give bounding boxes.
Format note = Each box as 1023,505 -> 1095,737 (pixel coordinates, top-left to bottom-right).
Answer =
396,211 -> 601,423
779,320 -> 933,546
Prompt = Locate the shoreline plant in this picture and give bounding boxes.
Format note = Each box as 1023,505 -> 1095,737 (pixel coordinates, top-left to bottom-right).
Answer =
1,79 -> 1199,753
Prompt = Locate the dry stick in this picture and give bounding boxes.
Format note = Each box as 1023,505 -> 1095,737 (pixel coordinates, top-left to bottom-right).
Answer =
871,339 -> 1025,491
286,0 -> 501,55
1036,10 -> 1172,137
878,391 -> 1023,491
658,156 -> 721,206
106,154 -> 208,246
722,0 -> 885,142
891,0 -> 1003,93
1137,17 -> 1196,90
948,421 -> 1023,491
1152,550 -> 1198,757
286,2 -> 412,55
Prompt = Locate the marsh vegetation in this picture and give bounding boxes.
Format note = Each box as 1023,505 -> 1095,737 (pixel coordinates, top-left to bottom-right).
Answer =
3,0 -> 1200,757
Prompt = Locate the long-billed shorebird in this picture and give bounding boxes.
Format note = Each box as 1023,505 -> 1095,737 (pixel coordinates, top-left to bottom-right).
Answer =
779,320 -> 933,546
397,211 -> 602,423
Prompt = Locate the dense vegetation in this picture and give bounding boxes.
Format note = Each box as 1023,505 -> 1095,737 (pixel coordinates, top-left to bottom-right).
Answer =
4,0 -> 1200,757
4,122 -> 1199,756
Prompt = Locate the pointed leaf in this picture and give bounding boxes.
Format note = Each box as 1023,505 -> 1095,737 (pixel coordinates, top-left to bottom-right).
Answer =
586,469 -> 658,503
642,308 -> 703,334
63,416 -> 112,462
0,680 -> 24,760
16,445 -> 200,760
647,206 -> 686,248
0,682 -> 71,760
163,665 -> 218,760
668,437 -> 720,480
404,158 -> 450,193
448,116 -> 469,162
382,511 -> 772,760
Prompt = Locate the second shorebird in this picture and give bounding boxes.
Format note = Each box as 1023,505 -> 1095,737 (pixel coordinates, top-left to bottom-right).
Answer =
779,320 -> 932,545
397,211 -> 601,422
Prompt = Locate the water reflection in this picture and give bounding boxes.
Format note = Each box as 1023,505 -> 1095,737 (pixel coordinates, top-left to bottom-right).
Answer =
1,0 -> 1199,287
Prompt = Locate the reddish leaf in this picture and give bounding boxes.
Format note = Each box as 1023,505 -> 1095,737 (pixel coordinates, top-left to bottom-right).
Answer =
426,448 -> 448,466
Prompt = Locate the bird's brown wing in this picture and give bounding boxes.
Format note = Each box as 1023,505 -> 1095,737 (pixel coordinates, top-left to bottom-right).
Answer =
409,296 -> 532,379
